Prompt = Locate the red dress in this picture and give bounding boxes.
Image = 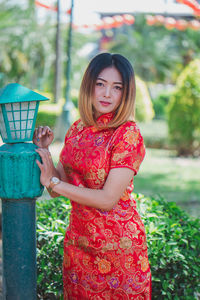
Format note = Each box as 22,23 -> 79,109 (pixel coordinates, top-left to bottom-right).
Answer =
59,113 -> 151,300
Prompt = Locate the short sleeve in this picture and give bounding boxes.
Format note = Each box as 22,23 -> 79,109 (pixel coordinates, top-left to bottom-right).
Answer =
59,119 -> 83,163
63,119 -> 83,145
110,122 -> 145,175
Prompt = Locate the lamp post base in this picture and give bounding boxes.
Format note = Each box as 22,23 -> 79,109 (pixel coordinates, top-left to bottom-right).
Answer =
0,142 -> 44,299
2,198 -> 36,300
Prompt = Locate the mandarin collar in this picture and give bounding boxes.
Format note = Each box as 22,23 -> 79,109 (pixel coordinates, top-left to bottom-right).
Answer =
96,112 -> 114,127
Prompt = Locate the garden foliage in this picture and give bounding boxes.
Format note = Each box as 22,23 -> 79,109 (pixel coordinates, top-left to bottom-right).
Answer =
36,195 -> 200,300
135,76 -> 155,122
167,59 -> 200,156
37,197 -> 71,299
36,94 -> 79,130
152,91 -> 171,120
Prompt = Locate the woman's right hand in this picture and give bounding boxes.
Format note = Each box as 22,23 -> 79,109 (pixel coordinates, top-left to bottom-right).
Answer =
33,126 -> 54,149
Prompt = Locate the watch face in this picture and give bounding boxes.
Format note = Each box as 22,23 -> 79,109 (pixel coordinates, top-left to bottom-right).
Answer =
51,177 -> 60,184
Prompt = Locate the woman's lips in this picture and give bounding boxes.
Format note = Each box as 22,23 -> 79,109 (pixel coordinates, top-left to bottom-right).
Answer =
100,101 -> 111,106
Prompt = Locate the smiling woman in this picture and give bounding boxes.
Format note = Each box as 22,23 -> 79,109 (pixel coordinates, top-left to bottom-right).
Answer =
33,53 -> 151,299
92,67 -> 123,118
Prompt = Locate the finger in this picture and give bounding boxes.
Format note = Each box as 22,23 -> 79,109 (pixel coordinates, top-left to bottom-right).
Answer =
36,149 -> 52,164
46,127 -> 54,139
41,126 -> 49,136
46,126 -> 51,133
36,159 -> 43,170
33,128 -> 39,141
37,127 -> 42,139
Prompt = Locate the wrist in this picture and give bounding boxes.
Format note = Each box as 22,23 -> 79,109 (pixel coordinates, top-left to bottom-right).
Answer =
47,176 -> 61,192
44,178 -> 51,189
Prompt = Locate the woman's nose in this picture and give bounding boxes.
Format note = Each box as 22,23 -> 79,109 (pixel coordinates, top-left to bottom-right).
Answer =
104,86 -> 111,98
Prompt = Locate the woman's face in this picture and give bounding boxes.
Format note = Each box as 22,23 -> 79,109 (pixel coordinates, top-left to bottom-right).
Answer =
92,67 -> 123,119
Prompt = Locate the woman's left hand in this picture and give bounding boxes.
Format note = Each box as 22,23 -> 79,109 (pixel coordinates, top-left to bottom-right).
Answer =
35,148 -> 55,187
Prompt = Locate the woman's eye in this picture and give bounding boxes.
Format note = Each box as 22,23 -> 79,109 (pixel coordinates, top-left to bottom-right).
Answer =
114,86 -> 123,90
96,82 -> 103,87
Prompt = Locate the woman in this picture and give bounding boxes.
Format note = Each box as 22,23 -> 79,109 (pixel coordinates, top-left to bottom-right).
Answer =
33,53 -> 151,299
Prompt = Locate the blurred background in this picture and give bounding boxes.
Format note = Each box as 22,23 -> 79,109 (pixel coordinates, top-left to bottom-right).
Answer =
0,0 -> 200,218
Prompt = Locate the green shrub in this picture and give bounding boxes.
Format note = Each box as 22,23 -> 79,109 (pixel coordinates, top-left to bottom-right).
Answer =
36,98 -> 79,130
167,59 -> 200,156
37,197 -> 71,299
152,91 -> 171,119
135,76 -> 155,122
36,110 -> 59,129
36,195 -> 200,299
136,194 -> 200,300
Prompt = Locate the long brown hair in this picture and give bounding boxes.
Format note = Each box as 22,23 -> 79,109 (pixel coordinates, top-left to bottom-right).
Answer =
78,53 -> 136,128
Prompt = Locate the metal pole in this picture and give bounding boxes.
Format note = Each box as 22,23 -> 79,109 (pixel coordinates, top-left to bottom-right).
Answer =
65,0 -> 74,106
2,199 -> 36,300
55,0 -> 75,141
54,0 -> 62,103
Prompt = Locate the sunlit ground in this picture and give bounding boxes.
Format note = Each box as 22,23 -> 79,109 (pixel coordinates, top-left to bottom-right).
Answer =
47,141 -> 200,218
134,148 -> 200,218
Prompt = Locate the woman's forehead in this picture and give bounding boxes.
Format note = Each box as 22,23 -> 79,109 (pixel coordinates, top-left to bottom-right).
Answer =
97,67 -> 123,83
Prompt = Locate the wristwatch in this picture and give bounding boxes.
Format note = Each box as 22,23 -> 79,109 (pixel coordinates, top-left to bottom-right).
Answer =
48,176 -> 61,192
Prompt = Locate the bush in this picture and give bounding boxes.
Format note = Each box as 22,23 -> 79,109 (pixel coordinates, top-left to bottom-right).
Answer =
36,97 -> 79,130
152,91 -> 171,119
37,197 -> 71,299
167,59 -> 200,157
135,76 -> 155,122
36,195 -> 200,299
136,194 -> 200,300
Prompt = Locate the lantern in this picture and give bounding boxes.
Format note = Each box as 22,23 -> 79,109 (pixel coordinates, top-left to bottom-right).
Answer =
165,17 -> 176,30
155,15 -> 165,25
189,19 -> 200,30
175,19 -> 188,31
113,15 -> 124,28
95,19 -> 104,30
146,15 -> 157,26
123,14 -> 135,25
102,17 -> 115,29
0,83 -> 48,143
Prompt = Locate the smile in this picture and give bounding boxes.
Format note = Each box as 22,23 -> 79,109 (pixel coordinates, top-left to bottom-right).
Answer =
100,101 -> 111,106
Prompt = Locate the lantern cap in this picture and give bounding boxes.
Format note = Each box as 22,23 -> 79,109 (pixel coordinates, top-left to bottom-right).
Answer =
0,83 -> 49,104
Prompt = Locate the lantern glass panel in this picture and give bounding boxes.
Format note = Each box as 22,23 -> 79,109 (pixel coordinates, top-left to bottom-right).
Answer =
21,102 -> 28,110
27,120 -> 33,129
14,111 -> 20,121
21,110 -> 27,120
15,122 -> 20,130
0,99 -> 40,143
13,103 -> 20,110
27,130 -> 31,138
5,104 -> 12,111
28,110 -> 35,119
21,131 -> 26,139
0,106 -> 8,139
21,121 -> 26,130
29,102 -> 36,109
7,112 -> 13,121
4,101 -> 38,142
9,122 -> 15,130
11,131 -> 15,139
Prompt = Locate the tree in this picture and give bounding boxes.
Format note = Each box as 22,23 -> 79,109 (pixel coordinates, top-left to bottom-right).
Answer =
109,14 -> 200,84
167,59 -> 200,156
0,0 -> 55,91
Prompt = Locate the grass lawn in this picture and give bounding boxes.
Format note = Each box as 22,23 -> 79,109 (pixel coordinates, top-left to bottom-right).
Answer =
49,141 -> 200,218
134,148 -> 200,218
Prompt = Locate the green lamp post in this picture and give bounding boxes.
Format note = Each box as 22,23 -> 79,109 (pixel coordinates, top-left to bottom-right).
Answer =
0,83 -> 48,299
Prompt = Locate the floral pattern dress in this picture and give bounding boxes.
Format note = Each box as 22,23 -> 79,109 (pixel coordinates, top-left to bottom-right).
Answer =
59,113 -> 151,300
